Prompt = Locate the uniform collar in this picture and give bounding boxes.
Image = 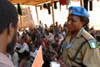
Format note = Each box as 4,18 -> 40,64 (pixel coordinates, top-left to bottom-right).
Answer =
0,52 -> 15,67
76,27 -> 84,39
65,27 -> 84,44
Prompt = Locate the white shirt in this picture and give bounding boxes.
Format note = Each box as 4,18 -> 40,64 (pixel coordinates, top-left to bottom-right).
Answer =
16,42 -> 29,53
0,52 -> 15,67
45,33 -> 53,41
30,49 -> 38,58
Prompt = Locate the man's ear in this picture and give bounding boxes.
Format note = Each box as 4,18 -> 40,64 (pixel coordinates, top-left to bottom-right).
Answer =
7,23 -> 15,44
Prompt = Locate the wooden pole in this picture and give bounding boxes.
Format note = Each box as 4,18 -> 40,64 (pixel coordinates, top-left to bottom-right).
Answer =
80,0 -> 83,7
51,2 -> 55,25
20,15 -> 22,28
35,6 -> 39,23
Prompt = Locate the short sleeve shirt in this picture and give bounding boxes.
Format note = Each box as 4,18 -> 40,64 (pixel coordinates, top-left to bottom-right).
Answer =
62,28 -> 100,67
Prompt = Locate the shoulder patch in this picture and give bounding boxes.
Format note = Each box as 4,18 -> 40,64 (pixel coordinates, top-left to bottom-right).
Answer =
88,39 -> 98,49
81,30 -> 98,48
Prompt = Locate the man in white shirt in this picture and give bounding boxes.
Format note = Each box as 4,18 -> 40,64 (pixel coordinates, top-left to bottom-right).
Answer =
45,31 -> 54,41
16,36 -> 30,60
0,0 -> 18,67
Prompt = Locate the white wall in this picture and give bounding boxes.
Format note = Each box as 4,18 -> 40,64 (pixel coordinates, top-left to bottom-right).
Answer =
30,1 -> 100,29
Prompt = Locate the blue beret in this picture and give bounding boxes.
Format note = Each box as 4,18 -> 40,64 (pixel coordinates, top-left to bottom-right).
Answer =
69,6 -> 90,17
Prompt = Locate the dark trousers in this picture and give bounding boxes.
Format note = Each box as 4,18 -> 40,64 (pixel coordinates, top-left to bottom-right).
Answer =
83,0 -> 93,11
17,50 -> 29,60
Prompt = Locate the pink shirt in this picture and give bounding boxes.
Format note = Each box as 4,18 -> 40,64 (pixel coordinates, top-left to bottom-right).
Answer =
0,52 -> 15,67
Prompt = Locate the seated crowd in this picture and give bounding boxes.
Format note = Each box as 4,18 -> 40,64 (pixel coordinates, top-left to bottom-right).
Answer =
8,22 -> 100,67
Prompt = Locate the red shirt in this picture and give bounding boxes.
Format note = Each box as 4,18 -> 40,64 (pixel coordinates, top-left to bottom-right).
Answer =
43,38 -> 47,46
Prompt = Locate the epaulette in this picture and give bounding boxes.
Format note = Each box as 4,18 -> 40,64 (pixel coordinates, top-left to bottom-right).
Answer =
81,30 -> 98,49
81,30 -> 94,40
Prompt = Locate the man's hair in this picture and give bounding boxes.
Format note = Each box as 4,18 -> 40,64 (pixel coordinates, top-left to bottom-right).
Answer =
0,0 -> 18,34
